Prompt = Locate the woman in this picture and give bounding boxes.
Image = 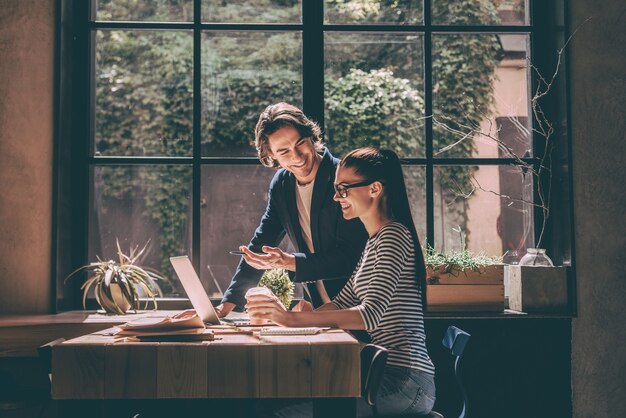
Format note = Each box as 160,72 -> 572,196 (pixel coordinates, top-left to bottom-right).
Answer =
247,147 -> 436,417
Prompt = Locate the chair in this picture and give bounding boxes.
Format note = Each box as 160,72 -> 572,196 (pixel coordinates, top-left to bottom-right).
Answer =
361,343 -> 389,415
361,325 -> 471,418
441,326 -> 470,418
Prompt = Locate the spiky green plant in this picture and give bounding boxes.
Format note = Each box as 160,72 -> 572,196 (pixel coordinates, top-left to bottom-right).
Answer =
65,239 -> 162,314
258,268 -> 294,310
424,246 -> 503,274
424,227 -> 503,274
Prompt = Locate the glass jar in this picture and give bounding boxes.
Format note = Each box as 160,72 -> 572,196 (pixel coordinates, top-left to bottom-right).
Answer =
519,248 -> 554,266
503,249 -> 521,265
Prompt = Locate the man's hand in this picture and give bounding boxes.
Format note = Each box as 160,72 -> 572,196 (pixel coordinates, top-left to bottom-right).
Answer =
240,245 -> 296,271
214,301 -> 236,318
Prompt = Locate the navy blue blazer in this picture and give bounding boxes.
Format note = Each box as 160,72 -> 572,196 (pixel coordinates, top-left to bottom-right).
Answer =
221,148 -> 369,309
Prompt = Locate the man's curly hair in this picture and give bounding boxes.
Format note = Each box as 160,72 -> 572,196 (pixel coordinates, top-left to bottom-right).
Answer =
254,102 -> 324,168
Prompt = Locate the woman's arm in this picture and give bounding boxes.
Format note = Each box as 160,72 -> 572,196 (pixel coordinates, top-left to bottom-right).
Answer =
285,308 -> 366,329
246,296 -> 366,329
316,302 -> 340,311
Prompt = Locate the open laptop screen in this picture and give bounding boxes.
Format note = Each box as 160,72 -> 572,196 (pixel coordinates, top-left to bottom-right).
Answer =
169,256 -> 221,325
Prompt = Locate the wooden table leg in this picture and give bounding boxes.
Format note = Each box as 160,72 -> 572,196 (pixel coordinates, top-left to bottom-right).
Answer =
313,397 -> 357,418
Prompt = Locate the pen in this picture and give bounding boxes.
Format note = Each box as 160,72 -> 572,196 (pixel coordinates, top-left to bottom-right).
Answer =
229,251 -> 245,255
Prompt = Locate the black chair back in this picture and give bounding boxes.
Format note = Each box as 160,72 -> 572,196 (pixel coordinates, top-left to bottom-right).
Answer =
361,343 -> 388,407
442,326 -> 471,418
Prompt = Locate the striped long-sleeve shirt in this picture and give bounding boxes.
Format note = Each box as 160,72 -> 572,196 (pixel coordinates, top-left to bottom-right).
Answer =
332,222 -> 435,374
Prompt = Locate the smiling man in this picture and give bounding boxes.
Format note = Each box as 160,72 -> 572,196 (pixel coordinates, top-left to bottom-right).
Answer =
216,102 -> 368,317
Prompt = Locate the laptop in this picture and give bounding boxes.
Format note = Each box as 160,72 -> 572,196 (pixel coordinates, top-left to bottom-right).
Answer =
169,255 -> 249,326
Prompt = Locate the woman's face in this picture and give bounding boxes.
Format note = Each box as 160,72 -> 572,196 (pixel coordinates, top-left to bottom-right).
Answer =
333,165 -> 378,220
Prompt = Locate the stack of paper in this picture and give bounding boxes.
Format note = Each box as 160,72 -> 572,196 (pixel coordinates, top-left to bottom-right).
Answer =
114,309 -> 214,342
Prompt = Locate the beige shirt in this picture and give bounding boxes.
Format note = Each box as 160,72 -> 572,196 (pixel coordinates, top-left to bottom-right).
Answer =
295,180 -> 331,304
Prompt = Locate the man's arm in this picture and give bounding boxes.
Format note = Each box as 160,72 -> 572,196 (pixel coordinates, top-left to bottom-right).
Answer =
219,175 -> 287,313
292,213 -> 368,283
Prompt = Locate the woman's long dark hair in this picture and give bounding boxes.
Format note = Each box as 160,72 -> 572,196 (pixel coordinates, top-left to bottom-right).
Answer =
340,147 -> 427,304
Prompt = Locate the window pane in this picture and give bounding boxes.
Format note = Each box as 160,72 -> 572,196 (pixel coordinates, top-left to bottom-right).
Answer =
432,0 -> 528,25
90,165 -> 193,298
324,0 -> 423,25
95,0 -> 193,22
95,30 -> 193,157
201,32 -> 302,157
202,0 -> 301,23
200,165 -> 297,297
403,165 -> 427,243
325,33 -> 424,158
433,165 -> 534,262
432,34 -> 530,158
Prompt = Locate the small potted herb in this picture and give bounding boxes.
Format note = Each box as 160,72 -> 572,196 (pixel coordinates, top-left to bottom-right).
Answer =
258,268 -> 295,310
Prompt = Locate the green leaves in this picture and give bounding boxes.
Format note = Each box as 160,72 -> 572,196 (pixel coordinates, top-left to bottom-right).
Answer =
424,245 -> 503,274
326,68 -> 425,158
259,269 -> 295,310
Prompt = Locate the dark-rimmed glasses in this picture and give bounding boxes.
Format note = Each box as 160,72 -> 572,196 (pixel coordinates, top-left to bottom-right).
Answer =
333,180 -> 376,198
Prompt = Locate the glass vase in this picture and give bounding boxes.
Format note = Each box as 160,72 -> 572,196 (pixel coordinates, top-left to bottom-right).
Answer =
519,248 -> 554,267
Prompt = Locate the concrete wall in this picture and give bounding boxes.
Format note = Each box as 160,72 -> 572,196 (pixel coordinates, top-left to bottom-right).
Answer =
0,0 -> 54,313
569,1 -> 626,417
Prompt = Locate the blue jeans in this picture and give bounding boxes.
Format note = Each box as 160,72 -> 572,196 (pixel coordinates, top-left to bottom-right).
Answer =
359,365 -> 436,416
260,365 -> 435,417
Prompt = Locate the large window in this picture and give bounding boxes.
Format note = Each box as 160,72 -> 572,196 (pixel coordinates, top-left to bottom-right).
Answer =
57,0 -> 571,305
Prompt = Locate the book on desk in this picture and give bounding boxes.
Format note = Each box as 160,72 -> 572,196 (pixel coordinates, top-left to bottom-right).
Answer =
114,309 -> 214,342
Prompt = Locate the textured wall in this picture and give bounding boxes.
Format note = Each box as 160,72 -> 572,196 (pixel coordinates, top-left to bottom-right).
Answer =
570,1 -> 626,417
0,0 -> 54,313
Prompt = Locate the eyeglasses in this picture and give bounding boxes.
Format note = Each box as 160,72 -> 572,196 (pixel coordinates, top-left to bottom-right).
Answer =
333,180 -> 376,198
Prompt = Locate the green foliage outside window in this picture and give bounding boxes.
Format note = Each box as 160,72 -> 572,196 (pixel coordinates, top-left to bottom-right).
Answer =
326,68 -> 425,158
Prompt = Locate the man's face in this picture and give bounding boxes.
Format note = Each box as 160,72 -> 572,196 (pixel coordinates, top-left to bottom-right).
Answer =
267,125 -> 321,184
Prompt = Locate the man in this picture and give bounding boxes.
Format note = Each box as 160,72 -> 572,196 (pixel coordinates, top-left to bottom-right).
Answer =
216,102 -> 368,317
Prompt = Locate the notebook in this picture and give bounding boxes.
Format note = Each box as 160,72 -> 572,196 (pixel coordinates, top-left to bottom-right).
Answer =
259,327 -> 327,336
170,255 -> 249,326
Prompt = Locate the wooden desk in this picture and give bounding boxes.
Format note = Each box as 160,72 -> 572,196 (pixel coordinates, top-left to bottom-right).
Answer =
52,327 -> 361,417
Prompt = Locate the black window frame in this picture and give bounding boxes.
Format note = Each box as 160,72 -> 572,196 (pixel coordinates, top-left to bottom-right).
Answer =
53,0 -> 575,312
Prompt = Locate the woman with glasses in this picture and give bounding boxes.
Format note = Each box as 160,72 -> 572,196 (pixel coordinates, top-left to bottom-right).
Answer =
247,147 -> 436,417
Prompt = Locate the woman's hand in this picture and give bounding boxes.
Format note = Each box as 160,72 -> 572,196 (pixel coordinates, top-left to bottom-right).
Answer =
245,293 -> 291,326
240,245 -> 296,272
292,300 -> 313,312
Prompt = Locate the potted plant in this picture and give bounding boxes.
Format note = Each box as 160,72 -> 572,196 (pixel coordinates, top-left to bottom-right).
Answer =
258,268 -> 295,310
65,240 -> 162,314
424,230 -> 504,312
